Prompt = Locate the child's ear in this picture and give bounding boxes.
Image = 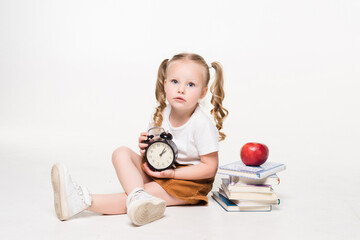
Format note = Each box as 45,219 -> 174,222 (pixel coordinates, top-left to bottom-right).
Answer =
200,87 -> 208,99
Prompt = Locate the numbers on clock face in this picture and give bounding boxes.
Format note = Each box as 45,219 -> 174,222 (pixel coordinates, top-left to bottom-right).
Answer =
146,142 -> 174,169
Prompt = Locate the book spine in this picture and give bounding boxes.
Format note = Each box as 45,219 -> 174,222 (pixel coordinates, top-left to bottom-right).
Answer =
218,169 -> 260,179
229,175 -> 280,186
258,165 -> 286,179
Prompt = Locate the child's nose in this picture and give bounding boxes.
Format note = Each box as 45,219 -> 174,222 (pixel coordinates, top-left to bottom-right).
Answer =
177,84 -> 185,94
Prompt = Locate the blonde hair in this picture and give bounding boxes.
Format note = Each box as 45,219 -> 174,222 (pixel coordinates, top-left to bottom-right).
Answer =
153,53 -> 229,141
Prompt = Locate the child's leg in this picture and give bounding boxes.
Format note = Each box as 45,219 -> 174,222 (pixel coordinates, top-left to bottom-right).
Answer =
88,147 -> 187,215
110,146 -> 187,206
87,146 -> 151,215
89,193 -> 127,214
52,147 -> 184,222
111,146 -> 152,193
88,182 -> 187,215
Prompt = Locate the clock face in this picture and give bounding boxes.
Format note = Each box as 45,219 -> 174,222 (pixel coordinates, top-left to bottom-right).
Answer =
146,141 -> 174,170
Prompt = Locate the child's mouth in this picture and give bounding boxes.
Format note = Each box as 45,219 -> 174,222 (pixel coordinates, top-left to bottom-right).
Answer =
174,97 -> 186,102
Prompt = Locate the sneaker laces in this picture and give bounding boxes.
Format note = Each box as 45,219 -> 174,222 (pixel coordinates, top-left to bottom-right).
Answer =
73,182 -> 84,200
128,189 -> 154,203
73,181 -> 92,206
130,189 -> 145,202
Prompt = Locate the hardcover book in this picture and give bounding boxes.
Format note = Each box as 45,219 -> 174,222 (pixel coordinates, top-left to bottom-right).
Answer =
222,178 -> 273,193
218,161 -> 286,179
218,189 -> 280,205
212,191 -> 272,212
220,184 -> 278,201
229,174 -> 280,186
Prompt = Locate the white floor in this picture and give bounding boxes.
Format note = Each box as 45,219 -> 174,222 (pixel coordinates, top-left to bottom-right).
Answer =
1,132 -> 360,240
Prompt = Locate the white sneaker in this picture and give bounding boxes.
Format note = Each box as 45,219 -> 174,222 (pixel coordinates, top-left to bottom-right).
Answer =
51,163 -> 92,221
126,188 -> 166,226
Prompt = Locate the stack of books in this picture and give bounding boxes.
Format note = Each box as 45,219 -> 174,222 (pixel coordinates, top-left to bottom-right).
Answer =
212,161 -> 286,212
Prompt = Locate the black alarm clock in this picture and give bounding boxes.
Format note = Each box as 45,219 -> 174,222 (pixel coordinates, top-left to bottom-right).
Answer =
143,127 -> 178,171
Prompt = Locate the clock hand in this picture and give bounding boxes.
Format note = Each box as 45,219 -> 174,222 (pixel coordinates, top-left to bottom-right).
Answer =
159,148 -> 167,157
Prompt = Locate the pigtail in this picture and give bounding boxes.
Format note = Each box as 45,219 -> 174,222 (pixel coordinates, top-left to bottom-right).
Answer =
210,62 -> 228,141
153,59 -> 169,127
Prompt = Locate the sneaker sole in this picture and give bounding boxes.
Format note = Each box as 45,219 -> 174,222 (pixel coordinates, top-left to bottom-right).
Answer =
131,199 -> 166,226
51,163 -> 69,221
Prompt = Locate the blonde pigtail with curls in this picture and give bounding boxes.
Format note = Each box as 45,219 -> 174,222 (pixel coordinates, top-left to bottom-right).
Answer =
209,62 -> 229,141
153,59 -> 169,127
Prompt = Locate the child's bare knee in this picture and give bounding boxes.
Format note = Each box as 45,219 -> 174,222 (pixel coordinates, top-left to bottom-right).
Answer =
112,146 -> 131,165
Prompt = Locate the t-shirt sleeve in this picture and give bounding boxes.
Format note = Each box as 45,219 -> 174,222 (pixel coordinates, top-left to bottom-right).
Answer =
194,115 -> 219,156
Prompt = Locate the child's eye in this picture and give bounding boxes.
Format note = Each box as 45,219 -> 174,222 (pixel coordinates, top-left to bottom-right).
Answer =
171,79 -> 178,84
188,82 -> 195,87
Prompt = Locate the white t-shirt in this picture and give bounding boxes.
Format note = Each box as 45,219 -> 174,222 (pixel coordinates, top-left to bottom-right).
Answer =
148,104 -> 219,165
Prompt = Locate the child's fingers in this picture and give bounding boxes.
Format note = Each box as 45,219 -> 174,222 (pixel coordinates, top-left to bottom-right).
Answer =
138,132 -> 148,143
138,143 -> 148,157
138,132 -> 149,155
143,162 -> 172,179
139,142 -> 148,149
160,169 -> 173,178
143,162 -> 152,175
144,163 -> 158,177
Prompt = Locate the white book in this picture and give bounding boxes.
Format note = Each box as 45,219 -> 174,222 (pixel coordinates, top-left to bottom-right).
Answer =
229,174 -> 280,186
222,178 -> 273,193
220,184 -> 278,201
212,191 -> 272,212
218,161 -> 286,179
218,189 -> 280,206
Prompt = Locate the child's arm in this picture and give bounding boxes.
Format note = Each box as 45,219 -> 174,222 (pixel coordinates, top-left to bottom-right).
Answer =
143,151 -> 219,180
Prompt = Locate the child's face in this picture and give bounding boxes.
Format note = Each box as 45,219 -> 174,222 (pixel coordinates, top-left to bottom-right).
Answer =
164,60 -> 208,112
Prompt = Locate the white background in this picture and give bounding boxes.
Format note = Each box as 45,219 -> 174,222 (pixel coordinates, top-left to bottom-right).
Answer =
1,0 -> 359,239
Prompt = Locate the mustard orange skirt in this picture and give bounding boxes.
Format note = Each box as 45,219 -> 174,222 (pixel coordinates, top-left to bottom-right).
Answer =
141,162 -> 214,205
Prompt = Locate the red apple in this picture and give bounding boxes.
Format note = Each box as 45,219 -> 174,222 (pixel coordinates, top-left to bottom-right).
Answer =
241,142 -> 269,166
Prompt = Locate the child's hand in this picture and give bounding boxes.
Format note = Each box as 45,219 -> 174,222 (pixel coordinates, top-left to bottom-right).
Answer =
143,162 -> 175,179
138,132 -> 149,156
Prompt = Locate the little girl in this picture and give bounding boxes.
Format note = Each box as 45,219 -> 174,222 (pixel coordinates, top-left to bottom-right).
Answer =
51,53 -> 228,225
